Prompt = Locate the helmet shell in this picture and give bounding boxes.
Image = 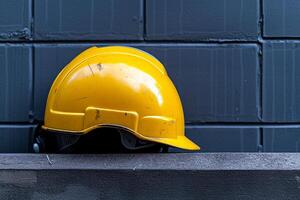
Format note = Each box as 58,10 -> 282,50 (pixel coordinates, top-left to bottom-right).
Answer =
43,46 -> 199,150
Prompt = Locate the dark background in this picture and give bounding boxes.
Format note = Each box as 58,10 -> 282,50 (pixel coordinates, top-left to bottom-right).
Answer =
0,0 -> 299,152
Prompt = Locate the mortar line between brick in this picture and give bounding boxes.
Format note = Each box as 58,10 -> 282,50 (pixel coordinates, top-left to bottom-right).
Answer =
186,122 -> 300,127
185,125 -> 300,128
259,0 -> 264,38
0,40 -> 262,44
142,0 -> 146,40
257,44 -> 263,121
29,0 -> 35,122
4,39 -> 300,43
258,0 -> 264,121
1,122 -> 300,128
31,0 -> 34,36
30,45 -> 35,122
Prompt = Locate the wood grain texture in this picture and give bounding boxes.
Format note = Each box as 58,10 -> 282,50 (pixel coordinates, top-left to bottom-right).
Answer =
0,153 -> 299,170
0,153 -> 299,199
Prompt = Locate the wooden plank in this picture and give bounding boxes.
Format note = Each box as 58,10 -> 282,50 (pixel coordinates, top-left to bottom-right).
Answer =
0,153 -> 300,199
0,153 -> 299,170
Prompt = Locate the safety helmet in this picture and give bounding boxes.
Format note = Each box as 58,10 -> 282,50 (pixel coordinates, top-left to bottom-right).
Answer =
41,46 -> 200,150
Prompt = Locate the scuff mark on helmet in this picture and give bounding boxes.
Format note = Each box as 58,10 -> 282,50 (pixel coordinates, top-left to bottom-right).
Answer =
96,63 -> 103,71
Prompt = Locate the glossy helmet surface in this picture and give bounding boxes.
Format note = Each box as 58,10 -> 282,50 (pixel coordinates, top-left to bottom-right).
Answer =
42,46 -> 199,150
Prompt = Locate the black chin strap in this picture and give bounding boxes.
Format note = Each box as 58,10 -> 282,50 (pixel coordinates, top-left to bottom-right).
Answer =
161,145 -> 169,153
119,130 -> 156,150
119,130 -> 169,152
57,135 -> 81,152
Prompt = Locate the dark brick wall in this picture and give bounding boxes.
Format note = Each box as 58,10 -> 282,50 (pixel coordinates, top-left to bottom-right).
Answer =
0,0 -> 299,152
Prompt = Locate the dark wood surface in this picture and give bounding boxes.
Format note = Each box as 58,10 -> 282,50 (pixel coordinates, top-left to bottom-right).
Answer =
0,153 -> 299,170
0,153 -> 299,199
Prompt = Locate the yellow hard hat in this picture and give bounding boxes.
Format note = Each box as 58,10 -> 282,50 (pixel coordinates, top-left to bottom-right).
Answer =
42,46 -> 200,150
